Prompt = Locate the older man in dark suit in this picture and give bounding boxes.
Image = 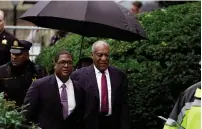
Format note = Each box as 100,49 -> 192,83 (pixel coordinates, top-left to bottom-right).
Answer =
24,50 -> 86,129
71,41 -> 130,129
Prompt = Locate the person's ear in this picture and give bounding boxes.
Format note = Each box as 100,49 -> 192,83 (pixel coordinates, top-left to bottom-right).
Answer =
24,52 -> 29,60
91,52 -> 94,58
3,19 -> 6,25
53,59 -> 57,68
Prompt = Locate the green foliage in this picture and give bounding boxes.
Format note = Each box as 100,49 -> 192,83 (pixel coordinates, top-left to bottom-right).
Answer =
35,2 -> 201,129
158,1 -> 196,8
0,93 -> 22,129
36,34 -> 99,72
0,93 -> 37,129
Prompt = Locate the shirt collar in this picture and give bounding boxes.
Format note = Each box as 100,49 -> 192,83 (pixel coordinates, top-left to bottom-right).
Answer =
55,75 -> 71,89
93,65 -> 109,75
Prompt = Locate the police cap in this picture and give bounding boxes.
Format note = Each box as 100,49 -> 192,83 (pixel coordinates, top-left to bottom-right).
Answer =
10,40 -> 32,54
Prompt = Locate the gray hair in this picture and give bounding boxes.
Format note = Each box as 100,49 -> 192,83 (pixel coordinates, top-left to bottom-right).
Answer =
92,40 -> 109,53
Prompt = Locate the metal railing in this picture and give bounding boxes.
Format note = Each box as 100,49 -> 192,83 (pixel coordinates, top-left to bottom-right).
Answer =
4,26 -> 52,62
5,25 -> 48,30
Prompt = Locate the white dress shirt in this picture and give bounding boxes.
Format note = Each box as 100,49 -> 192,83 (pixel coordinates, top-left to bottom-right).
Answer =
55,75 -> 76,115
94,65 -> 112,115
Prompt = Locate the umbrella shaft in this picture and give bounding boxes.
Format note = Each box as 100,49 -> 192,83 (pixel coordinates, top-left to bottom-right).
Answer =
79,36 -> 84,60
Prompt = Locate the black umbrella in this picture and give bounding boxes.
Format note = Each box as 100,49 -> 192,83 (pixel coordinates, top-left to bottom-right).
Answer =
20,1 -> 147,58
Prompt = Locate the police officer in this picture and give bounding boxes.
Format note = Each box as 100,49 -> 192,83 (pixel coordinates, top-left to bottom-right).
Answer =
163,82 -> 201,129
0,40 -> 46,106
0,9 -> 19,66
75,56 -> 93,70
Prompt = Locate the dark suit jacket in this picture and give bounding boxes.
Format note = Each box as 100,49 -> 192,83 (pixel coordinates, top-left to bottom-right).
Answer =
23,75 -> 86,129
71,65 -> 130,129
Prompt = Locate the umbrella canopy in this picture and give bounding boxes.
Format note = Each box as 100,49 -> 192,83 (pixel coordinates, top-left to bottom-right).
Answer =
20,1 -> 147,42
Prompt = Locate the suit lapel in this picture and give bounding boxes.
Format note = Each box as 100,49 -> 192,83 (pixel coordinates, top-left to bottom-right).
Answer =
108,66 -> 116,105
49,75 -> 63,120
87,65 -> 99,100
72,80 -> 80,110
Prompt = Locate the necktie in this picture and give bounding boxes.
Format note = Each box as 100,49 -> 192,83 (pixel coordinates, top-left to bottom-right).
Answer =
61,84 -> 68,119
101,72 -> 109,114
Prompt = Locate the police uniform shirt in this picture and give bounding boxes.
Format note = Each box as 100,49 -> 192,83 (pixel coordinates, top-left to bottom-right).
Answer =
0,30 -> 18,65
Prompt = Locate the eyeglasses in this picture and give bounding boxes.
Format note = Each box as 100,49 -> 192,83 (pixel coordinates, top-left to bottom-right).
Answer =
57,60 -> 73,66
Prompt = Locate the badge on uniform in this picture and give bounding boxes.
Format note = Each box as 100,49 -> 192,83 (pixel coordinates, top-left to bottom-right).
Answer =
2,39 -> 7,45
32,77 -> 37,82
13,40 -> 18,46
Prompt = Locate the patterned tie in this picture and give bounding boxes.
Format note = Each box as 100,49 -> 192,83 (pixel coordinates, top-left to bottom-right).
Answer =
61,84 -> 68,119
101,72 -> 109,114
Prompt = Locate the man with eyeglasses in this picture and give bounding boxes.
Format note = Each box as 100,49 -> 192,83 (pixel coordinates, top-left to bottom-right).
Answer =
71,41 -> 130,129
24,50 -> 86,129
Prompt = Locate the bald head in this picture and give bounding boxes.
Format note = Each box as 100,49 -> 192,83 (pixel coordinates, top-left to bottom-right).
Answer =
0,10 -> 5,32
92,40 -> 110,72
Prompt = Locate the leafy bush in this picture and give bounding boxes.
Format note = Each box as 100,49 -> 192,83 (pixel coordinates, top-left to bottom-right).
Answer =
36,2 -> 201,129
158,1 -> 195,7
0,93 -> 37,129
